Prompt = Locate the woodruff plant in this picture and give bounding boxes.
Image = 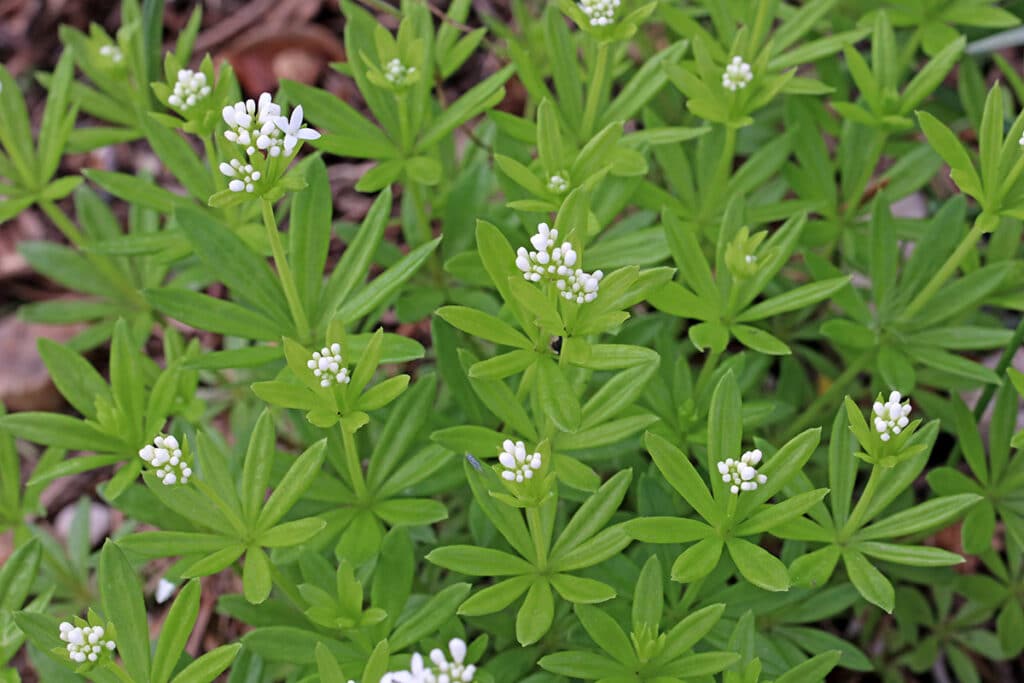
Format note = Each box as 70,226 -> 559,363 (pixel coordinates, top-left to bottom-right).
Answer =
1,0 -> 1023,681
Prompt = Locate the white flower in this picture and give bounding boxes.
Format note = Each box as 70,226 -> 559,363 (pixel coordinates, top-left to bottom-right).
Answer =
1018,131 -> 1024,147
222,93 -> 283,156
99,44 -> 123,63
556,267 -> 604,304
717,449 -> 767,495
547,173 -> 569,194
579,0 -> 620,26
308,343 -> 351,388
722,56 -> 753,91
219,158 -> 261,193
138,434 -> 192,486
155,578 -> 177,604
873,391 -> 912,442
514,223 -> 603,303
384,58 -> 417,86
168,69 -> 211,111
59,622 -> 116,664
499,439 -> 542,483
273,105 -> 321,156
382,639 -> 476,683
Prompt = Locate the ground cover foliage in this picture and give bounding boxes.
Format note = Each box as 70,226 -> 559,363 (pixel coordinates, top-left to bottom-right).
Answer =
2,0 -> 1024,681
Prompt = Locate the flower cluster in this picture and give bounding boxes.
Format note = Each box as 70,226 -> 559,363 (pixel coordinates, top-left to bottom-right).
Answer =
223,93 -> 285,157
219,159 -> 261,193
59,622 -> 115,664
167,69 -> 211,111
579,0 -> 621,26
547,173 -> 569,194
722,56 -> 753,91
384,58 -> 417,86
138,435 -> 192,486
514,223 -> 603,303
718,449 -> 767,494
498,440 -> 542,483
219,93 -> 320,193
308,343 -> 351,388
99,44 -> 123,63
382,638 -> 476,682
873,391 -> 912,442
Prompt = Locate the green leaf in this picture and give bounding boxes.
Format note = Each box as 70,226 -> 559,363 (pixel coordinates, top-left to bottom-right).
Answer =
335,237 -> 441,322
845,548 -> 894,612
458,576 -> 533,616
145,288 -> 283,341
100,541 -> 150,681
0,412 -> 116,452
707,371 -> 742,484
731,324 -> 791,355
856,494 -> 981,540
726,537 -> 790,592
671,537 -> 723,584
241,410 -> 276,525
436,306 -> 531,348
243,547 -> 273,604
644,431 -> 719,524
516,579 -> 554,646
574,604 -> 634,665
550,574 -> 616,605
427,546 -> 534,576
152,580 -> 200,683
552,469 -> 632,559
289,158 -> 332,320
536,357 -> 581,432
736,276 -> 850,322
257,439 -> 328,531
858,541 -> 963,566
169,643 -> 242,683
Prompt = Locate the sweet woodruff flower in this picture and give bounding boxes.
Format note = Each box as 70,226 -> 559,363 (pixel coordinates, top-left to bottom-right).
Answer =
499,439 -> 542,483
515,223 -> 603,304
547,173 -> 569,194
222,93 -> 283,156
873,391 -> 912,442
382,638 -> 477,683
718,449 -> 767,494
168,69 -> 211,111
219,158 -> 261,193
384,58 -> 417,86
273,105 -> 321,156
59,622 -> 115,664
722,56 -> 753,91
99,44 -> 123,63
138,435 -> 192,485
579,0 -> 621,26
308,343 -> 351,388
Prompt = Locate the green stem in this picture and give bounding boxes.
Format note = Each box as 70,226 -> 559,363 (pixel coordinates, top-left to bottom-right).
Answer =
202,135 -> 220,188
725,492 -> 738,521
261,199 -> 311,342
780,350 -> 873,441
841,464 -> 886,539
396,92 -> 413,153
901,214 -> 993,321
694,348 -> 722,398
526,506 -> 548,568
581,41 -> 611,139
340,424 -> 369,499
39,199 -> 84,244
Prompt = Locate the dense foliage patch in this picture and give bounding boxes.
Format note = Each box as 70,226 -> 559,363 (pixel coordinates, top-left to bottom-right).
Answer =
1,0 -> 1024,682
